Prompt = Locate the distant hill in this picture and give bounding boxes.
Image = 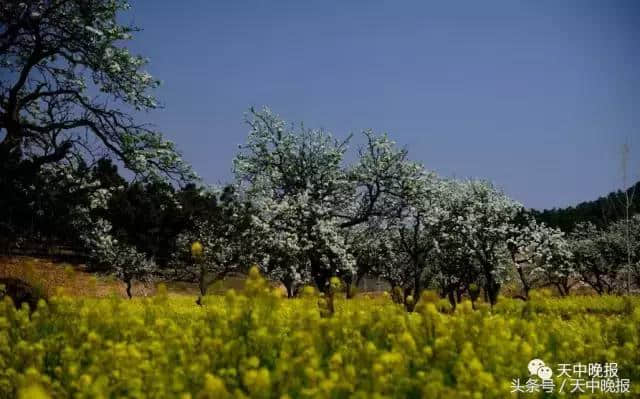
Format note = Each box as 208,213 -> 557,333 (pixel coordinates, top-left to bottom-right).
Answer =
531,181 -> 640,232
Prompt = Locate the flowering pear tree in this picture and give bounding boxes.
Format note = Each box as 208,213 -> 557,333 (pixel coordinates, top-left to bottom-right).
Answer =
7,159 -> 156,298
69,171 -> 156,298
248,193 -> 325,297
507,217 -> 575,298
427,180 -> 479,308
233,107 -> 353,292
571,222 -> 621,294
607,216 -> 640,290
340,130 -> 428,233
234,108 -> 423,294
173,219 -> 237,299
445,179 -> 524,306
569,219 -> 637,294
381,173 -> 448,309
432,238 -> 479,309
343,221 -> 398,298
0,0 -> 194,182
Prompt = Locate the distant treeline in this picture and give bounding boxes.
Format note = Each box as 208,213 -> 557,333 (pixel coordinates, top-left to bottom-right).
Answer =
532,181 -> 640,232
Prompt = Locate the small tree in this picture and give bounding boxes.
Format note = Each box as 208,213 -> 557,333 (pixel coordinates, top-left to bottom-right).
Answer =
172,186 -> 256,301
111,244 -> 155,299
618,141 -> 637,293
72,182 -> 156,298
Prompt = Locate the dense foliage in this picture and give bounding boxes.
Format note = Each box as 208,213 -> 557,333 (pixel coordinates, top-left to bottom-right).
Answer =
0,0 -> 195,253
1,271 -> 639,398
532,181 -> 640,232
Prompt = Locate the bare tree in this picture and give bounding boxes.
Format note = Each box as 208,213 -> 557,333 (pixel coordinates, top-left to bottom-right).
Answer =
618,141 -> 637,293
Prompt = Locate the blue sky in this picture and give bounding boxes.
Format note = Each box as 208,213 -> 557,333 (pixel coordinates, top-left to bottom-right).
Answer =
125,0 -> 639,209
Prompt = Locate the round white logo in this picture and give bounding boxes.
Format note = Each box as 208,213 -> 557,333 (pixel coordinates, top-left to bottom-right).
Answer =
528,359 -> 545,375
537,366 -> 553,380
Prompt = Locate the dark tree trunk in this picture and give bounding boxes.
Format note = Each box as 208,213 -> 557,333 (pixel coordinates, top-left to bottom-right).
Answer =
196,264 -> 207,306
456,287 -> 464,303
467,283 -> 480,310
311,258 -> 329,295
345,282 -> 355,299
198,264 -> 207,297
0,277 -> 44,310
343,273 -> 355,299
555,283 -> 568,297
447,288 -> 457,311
284,279 -> 295,298
390,285 -> 403,304
515,265 -> 530,300
484,276 -> 500,307
413,267 -> 422,305
404,286 -> 416,312
125,279 -> 132,299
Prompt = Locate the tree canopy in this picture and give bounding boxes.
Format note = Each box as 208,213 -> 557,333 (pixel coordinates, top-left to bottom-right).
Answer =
0,0 -> 194,181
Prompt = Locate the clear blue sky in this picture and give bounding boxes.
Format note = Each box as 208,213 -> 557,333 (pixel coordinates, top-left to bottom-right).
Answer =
125,0 -> 640,210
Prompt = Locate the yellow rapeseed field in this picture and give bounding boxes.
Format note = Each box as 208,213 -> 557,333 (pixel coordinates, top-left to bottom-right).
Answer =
1,269 -> 639,398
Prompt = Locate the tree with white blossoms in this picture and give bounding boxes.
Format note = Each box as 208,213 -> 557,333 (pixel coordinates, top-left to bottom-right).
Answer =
343,221 -> 398,298
507,216 -> 575,298
89,226 -> 155,299
0,0 -> 194,182
569,222 -> 624,295
570,217 -> 640,294
379,173 -> 448,310
608,215 -> 640,290
432,236 -> 480,309
234,107 -> 423,294
445,179 -> 524,306
429,179 -> 480,309
65,165 -> 155,298
234,107 -> 352,293
248,193 -> 318,297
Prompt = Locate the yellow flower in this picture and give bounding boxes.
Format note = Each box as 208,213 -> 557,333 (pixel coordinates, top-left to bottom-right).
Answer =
190,241 -> 204,259
247,356 -> 260,369
18,384 -> 50,399
198,373 -> 229,399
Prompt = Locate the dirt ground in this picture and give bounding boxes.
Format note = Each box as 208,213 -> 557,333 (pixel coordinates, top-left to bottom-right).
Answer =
0,256 -> 248,298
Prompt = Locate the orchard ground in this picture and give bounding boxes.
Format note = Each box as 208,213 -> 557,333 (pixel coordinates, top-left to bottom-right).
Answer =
0,257 -> 247,299
0,257 -> 598,301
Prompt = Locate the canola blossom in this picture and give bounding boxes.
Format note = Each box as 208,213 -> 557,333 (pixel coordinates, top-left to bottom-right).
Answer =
1,273 -> 639,398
